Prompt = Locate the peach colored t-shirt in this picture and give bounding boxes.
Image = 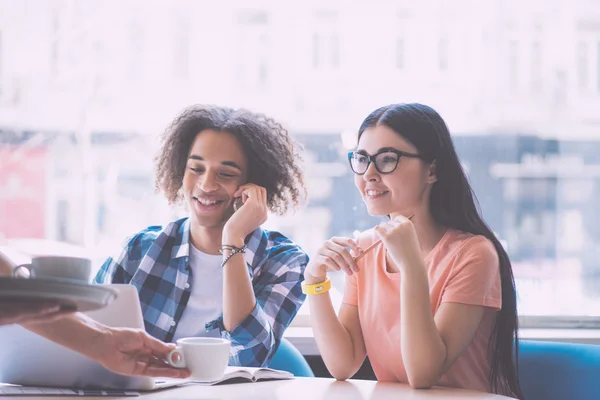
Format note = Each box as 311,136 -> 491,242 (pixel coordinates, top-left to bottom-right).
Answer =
343,228 -> 501,393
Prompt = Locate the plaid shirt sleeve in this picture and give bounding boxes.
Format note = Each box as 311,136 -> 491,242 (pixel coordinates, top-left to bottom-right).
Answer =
94,245 -> 130,285
223,239 -> 308,367
94,229 -> 159,285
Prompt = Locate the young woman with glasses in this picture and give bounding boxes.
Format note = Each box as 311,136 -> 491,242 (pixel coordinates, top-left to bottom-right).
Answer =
304,103 -> 523,398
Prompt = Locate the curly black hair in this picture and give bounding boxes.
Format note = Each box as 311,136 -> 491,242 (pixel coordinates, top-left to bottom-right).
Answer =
155,105 -> 306,215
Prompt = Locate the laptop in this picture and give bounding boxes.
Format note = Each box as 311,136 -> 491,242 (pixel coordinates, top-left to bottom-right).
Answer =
0,284 -> 187,391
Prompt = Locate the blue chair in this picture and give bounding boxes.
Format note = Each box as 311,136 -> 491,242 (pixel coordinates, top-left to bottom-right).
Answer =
269,338 -> 315,377
518,340 -> 600,400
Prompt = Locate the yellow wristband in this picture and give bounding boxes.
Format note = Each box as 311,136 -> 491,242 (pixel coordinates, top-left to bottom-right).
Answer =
301,278 -> 331,295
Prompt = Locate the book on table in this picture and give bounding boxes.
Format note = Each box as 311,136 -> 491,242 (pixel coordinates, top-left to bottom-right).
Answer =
200,367 -> 295,385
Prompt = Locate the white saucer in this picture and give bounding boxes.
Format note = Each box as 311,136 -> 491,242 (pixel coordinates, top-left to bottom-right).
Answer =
0,277 -> 117,312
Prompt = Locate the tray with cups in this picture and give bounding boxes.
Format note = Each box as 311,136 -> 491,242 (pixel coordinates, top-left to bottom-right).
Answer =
0,256 -> 117,312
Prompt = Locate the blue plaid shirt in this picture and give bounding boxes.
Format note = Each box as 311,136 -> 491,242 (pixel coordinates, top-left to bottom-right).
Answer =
94,217 -> 308,367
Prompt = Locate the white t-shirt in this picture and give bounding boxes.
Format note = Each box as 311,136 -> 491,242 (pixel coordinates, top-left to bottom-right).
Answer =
172,245 -> 223,341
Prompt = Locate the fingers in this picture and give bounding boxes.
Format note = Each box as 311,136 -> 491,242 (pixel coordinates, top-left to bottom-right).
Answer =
141,364 -> 191,379
374,224 -> 387,238
317,252 -> 344,274
131,354 -> 190,379
394,213 -> 415,222
141,332 -> 176,356
254,185 -> 266,205
310,236 -> 364,277
261,187 -> 267,205
323,253 -> 354,275
247,186 -> 267,207
147,355 -> 173,368
376,217 -> 413,239
317,244 -> 356,276
233,185 -> 245,198
330,237 -> 362,256
232,186 -> 249,205
233,184 -> 257,198
234,184 -> 267,202
375,219 -> 399,237
325,240 -> 359,273
246,186 -> 266,207
242,189 -> 251,205
233,197 -> 243,211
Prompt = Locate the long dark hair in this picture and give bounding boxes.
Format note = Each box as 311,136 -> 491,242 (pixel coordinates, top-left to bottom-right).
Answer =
358,103 -> 523,399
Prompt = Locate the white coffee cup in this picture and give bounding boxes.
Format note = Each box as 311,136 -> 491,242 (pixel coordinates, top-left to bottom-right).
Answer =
167,337 -> 231,381
12,256 -> 92,283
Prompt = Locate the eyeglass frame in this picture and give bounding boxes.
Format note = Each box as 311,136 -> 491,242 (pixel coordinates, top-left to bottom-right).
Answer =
347,149 -> 423,175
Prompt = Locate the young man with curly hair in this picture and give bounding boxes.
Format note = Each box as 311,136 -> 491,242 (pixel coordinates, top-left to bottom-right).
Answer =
22,105 -> 309,379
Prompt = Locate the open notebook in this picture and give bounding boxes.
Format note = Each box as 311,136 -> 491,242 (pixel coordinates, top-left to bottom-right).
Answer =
199,366 -> 294,385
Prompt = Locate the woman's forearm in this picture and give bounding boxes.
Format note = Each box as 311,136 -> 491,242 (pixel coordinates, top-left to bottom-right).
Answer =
400,262 -> 446,388
306,274 -> 362,380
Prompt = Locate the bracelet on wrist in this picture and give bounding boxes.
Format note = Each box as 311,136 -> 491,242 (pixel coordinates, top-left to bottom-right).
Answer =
219,245 -> 247,268
219,244 -> 246,254
301,278 -> 331,295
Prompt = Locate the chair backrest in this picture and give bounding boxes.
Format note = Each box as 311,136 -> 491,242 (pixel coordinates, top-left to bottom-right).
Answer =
269,338 -> 315,377
518,340 -> 600,400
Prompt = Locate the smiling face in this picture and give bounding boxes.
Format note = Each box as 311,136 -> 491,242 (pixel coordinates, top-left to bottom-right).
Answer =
354,124 -> 436,218
182,129 -> 248,229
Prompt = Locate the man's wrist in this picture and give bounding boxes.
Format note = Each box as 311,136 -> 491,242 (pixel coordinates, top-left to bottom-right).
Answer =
222,232 -> 245,249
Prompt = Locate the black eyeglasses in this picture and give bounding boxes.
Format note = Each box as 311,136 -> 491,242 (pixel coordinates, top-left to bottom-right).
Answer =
347,149 -> 422,175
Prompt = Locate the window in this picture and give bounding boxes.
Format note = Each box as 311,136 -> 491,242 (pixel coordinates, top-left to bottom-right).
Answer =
172,14 -> 190,79
331,34 -> 340,69
51,7 -> 60,77
396,38 -> 405,70
553,69 -> 567,106
577,41 -> 589,90
312,33 -> 319,69
312,10 -> 339,70
236,10 -> 269,89
395,13 -> 409,71
1,1 -> 600,333
530,41 -> 542,94
0,30 -> 3,92
57,200 -> 68,241
438,38 -> 448,71
509,40 -> 519,93
127,17 -> 144,80
597,40 -> 600,93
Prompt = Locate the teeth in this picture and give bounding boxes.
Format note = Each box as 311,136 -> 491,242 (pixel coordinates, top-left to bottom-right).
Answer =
196,198 -> 219,206
367,190 -> 386,196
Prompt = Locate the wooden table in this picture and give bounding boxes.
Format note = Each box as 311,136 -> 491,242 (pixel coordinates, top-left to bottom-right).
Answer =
0,378 -> 516,399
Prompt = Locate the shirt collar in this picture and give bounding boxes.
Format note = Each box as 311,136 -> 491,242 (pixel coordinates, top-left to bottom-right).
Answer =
172,218 -> 191,259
